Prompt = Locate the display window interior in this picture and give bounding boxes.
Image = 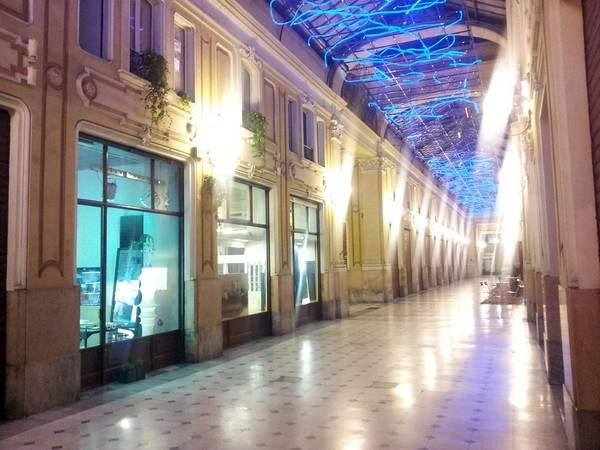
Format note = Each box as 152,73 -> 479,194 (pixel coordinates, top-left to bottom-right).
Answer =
77,134 -> 182,348
217,180 -> 269,319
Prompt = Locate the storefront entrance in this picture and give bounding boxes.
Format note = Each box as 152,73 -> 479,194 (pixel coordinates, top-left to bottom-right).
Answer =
217,179 -> 271,348
77,134 -> 184,388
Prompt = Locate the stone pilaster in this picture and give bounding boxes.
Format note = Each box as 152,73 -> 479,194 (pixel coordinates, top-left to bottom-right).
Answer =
535,271 -> 544,344
523,267 -> 536,322
559,286 -> 600,450
5,287 -> 80,418
542,275 -> 563,384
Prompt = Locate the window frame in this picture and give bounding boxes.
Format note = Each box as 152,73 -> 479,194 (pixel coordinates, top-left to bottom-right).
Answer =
241,61 -> 261,129
129,0 -> 165,73
76,133 -> 184,347
287,97 -> 299,154
173,13 -> 195,100
290,197 -> 321,305
316,118 -> 326,167
263,79 -> 277,143
217,179 -> 270,318
302,108 -> 315,162
79,0 -> 113,60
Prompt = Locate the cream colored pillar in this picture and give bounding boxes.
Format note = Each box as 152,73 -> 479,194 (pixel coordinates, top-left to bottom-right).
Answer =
190,172 -> 223,361
321,121 -> 349,319
545,2 -> 600,448
271,168 -> 294,335
348,157 -> 392,302
4,1 -> 80,418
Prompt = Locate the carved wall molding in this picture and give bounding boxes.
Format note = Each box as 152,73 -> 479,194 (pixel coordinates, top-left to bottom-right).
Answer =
330,117 -> 344,141
81,77 -> 98,100
0,30 -> 37,85
46,64 -> 64,89
302,94 -> 316,111
288,161 -> 297,178
0,93 -> 30,289
76,69 -> 193,146
359,157 -> 392,171
76,70 -> 145,128
37,0 -> 72,278
239,44 -> 263,69
210,0 -> 255,39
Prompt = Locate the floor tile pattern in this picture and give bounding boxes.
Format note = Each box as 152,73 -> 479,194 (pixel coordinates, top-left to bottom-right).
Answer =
0,278 -> 568,449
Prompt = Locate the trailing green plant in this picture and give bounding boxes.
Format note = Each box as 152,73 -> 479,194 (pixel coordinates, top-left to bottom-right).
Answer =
138,50 -> 172,130
243,110 -> 267,168
129,233 -> 155,258
202,174 -> 216,194
202,175 -> 226,216
177,90 -> 192,115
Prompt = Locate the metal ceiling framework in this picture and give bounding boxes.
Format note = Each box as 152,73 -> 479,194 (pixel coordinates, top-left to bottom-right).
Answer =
268,0 -> 507,215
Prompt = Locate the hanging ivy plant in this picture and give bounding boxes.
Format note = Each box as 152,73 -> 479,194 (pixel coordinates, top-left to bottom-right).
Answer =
202,174 -> 216,195
177,90 -> 192,115
202,175 -> 226,214
137,50 -> 172,130
243,110 -> 267,168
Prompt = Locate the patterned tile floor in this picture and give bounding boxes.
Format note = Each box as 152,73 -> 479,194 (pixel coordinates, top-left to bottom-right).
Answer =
0,278 -> 568,449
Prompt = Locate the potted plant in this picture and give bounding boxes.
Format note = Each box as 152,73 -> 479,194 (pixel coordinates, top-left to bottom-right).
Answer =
132,358 -> 145,380
243,110 -> 267,170
118,362 -> 137,384
118,359 -> 145,383
134,49 -> 172,130
129,233 -> 155,264
177,90 -> 192,116
202,175 -> 226,221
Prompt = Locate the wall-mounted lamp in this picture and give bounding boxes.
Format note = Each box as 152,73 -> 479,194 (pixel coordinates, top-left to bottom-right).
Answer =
107,177 -> 117,200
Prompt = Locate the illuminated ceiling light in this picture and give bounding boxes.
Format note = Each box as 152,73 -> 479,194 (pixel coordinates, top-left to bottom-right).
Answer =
269,0 -> 496,214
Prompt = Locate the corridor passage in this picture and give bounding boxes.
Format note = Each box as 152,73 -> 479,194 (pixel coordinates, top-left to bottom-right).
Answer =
0,278 -> 568,449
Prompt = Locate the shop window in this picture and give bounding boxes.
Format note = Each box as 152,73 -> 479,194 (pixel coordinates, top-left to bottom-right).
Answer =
302,109 -> 314,161
77,134 -> 182,348
173,16 -> 194,100
217,179 -> 269,320
79,0 -> 112,60
291,199 -> 320,306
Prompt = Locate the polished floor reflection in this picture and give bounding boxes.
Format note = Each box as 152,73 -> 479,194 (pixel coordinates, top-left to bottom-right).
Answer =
0,278 -> 568,449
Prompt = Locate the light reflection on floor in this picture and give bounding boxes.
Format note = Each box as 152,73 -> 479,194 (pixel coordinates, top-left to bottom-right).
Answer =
0,278 -> 568,449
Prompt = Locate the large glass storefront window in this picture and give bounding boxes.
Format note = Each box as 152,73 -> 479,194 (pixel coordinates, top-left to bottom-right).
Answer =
291,199 -> 320,305
77,134 -> 182,348
217,180 -> 269,319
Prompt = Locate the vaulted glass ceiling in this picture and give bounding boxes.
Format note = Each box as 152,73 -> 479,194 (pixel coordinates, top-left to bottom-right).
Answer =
268,0 -> 507,215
